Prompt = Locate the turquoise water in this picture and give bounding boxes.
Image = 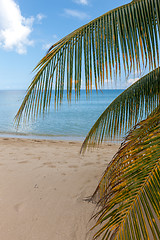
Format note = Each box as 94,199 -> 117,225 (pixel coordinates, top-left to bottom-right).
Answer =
0,90 -> 123,140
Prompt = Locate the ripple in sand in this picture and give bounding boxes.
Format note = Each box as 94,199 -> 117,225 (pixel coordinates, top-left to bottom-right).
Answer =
68,165 -> 78,168
43,162 -> 56,168
18,160 -> 29,164
83,162 -> 94,166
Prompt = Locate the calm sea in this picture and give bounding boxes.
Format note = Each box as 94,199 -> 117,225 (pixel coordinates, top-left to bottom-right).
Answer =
0,90 -> 123,141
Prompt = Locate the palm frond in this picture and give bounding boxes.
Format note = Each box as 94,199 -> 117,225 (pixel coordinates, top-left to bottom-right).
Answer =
81,68 -> 160,153
89,106 -> 160,239
15,0 -> 160,125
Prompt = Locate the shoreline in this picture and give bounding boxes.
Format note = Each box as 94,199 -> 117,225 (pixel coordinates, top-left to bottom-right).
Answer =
0,137 -> 119,240
0,132 -> 122,144
0,132 -> 84,141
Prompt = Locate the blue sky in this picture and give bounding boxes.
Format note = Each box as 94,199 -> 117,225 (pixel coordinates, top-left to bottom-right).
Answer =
0,0 -> 133,90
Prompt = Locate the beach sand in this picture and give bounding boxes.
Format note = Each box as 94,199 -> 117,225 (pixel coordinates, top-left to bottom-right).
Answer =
0,137 -> 119,240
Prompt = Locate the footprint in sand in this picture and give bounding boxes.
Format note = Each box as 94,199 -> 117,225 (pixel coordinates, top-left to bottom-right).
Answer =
34,140 -> 41,143
69,142 -> 76,144
68,165 -> 78,168
25,153 -> 33,156
14,202 -> 24,212
83,162 -> 94,166
43,162 -> 56,168
96,161 -> 101,164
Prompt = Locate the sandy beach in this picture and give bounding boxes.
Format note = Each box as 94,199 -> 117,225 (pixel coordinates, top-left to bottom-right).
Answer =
0,137 -> 119,240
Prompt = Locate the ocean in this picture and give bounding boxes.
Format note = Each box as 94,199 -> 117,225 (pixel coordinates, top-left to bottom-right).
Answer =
0,89 -> 123,141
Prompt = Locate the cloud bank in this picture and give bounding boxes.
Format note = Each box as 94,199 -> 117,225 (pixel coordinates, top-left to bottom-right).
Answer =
0,0 -> 34,54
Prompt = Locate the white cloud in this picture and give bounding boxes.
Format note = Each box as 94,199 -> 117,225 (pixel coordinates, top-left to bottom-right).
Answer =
0,0 -> 34,54
42,43 -> 52,50
36,13 -> 46,23
64,9 -> 89,20
73,0 -> 89,5
52,34 -> 58,39
42,34 -> 59,50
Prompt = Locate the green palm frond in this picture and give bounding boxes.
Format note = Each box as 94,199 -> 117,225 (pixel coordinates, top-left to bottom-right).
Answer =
81,68 -> 160,153
89,106 -> 160,239
15,0 -> 160,125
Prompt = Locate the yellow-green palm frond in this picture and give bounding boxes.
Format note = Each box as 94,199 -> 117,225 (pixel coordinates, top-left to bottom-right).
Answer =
15,0 -> 160,125
81,68 -> 160,153
89,106 -> 160,239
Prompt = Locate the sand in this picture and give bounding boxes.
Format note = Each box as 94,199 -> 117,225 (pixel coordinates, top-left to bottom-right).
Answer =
0,137 -> 119,240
